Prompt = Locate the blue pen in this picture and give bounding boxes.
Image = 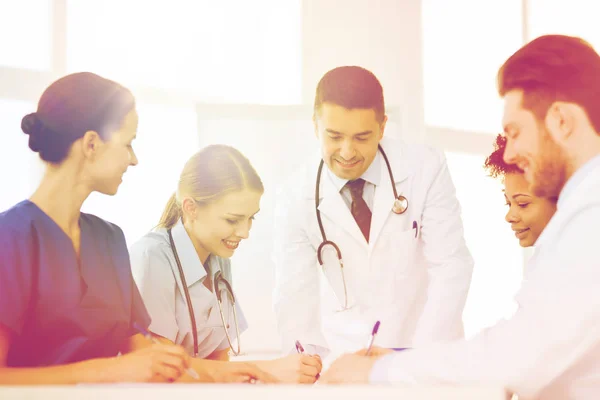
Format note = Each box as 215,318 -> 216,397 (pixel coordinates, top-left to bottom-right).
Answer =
133,322 -> 199,380
365,320 -> 381,356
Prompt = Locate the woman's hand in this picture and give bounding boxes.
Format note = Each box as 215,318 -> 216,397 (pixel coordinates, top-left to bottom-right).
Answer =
206,361 -> 280,384
257,354 -> 323,384
94,343 -> 191,383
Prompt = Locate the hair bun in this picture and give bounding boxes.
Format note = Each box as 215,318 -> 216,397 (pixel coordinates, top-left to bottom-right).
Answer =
21,112 -> 43,152
21,112 -> 42,135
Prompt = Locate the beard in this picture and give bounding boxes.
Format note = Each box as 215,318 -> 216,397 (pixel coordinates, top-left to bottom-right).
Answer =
529,126 -> 568,199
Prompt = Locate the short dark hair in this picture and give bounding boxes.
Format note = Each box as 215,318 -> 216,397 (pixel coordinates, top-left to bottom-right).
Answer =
314,66 -> 385,122
497,34 -> 600,133
484,134 -> 523,179
21,72 -> 135,163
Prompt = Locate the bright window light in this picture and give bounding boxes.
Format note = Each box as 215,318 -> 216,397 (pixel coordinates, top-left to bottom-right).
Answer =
422,0 -> 523,134
0,0 -> 52,70
528,0 -> 600,50
0,99 -> 44,212
66,0 -> 302,105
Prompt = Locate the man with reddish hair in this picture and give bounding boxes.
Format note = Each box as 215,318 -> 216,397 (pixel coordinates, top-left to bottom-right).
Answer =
321,35 -> 600,400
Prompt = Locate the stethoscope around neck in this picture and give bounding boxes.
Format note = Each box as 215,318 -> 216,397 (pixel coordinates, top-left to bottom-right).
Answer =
314,144 -> 408,311
168,228 -> 241,357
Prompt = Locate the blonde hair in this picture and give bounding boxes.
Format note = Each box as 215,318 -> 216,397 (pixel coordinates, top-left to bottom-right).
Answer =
158,145 -> 264,229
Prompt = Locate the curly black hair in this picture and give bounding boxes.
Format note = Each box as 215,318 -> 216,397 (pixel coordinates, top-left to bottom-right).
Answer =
483,134 -> 523,178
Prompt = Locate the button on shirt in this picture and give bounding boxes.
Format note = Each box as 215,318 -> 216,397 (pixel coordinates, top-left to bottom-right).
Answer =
130,221 -> 247,358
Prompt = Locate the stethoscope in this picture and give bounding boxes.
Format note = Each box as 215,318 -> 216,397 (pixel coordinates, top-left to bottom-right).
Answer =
168,229 -> 241,356
315,144 -> 408,310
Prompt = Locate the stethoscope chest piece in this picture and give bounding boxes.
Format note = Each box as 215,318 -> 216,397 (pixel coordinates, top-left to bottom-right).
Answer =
392,195 -> 408,214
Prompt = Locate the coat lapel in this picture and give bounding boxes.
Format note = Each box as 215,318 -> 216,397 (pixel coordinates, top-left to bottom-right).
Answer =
369,138 -> 411,248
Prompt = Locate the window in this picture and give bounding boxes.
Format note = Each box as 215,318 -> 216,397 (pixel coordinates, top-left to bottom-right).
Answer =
0,99 -> 44,212
422,0 -> 523,134
528,0 -> 600,49
445,152 -> 523,338
383,108 -> 402,140
66,0 -> 302,105
0,0 -> 52,70
82,104 -> 199,247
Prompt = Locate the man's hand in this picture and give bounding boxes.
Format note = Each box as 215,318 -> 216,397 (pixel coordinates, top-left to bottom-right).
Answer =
319,353 -> 379,384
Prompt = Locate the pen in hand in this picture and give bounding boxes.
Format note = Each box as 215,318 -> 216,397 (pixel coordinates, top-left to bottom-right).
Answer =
133,322 -> 200,380
295,340 -> 320,380
365,320 -> 381,356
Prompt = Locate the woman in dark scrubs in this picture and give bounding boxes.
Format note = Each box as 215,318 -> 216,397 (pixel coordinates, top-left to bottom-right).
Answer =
0,72 -> 261,384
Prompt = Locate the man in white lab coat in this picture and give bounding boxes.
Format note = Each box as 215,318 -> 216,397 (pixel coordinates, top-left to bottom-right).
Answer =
272,66 -> 474,362
320,35 -> 600,399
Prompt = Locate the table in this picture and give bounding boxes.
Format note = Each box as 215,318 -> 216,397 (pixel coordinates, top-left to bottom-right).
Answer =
0,384 -> 508,400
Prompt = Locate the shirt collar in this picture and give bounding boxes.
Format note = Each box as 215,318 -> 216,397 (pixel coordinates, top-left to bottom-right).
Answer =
558,154 -> 600,209
327,151 -> 382,193
170,220 -> 207,287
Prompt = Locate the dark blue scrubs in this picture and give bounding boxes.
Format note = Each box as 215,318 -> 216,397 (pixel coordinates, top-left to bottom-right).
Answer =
0,200 -> 151,367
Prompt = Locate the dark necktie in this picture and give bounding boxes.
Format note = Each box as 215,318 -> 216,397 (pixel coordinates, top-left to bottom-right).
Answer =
345,179 -> 372,242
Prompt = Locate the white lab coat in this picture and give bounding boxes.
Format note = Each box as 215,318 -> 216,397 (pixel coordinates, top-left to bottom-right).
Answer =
272,136 -> 474,361
370,157 -> 600,400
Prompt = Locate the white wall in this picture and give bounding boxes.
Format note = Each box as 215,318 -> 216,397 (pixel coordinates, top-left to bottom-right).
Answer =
302,0 -> 424,142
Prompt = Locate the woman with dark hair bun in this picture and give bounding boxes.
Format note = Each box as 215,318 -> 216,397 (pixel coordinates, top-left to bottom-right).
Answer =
0,72 -> 197,384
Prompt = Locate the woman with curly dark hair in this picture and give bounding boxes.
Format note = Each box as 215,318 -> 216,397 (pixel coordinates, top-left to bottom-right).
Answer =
484,134 -> 557,247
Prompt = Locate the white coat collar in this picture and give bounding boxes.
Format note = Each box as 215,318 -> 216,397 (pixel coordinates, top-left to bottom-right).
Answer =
558,153 -> 600,210
327,151 -> 382,192
315,136 -> 412,247
314,136 -> 411,199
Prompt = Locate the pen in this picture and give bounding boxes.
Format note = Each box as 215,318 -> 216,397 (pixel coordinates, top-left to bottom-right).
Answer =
365,320 -> 381,356
133,322 -> 200,380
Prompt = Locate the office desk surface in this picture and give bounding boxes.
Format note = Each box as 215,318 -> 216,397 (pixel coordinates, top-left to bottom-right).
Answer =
1,384 -> 507,399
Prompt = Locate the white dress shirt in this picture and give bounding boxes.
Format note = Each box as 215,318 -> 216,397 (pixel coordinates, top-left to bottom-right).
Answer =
370,154 -> 600,400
